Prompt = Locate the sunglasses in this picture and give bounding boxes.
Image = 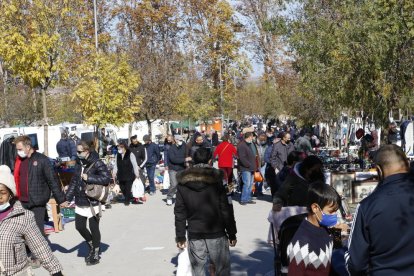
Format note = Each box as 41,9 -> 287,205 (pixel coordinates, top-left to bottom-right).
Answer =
77,150 -> 85,154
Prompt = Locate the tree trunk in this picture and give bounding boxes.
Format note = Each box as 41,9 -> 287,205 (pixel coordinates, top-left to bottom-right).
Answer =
128,123 -> 133,145
145,113 -> 152,137
0,62 -> 8,124
41,88 -> 49,156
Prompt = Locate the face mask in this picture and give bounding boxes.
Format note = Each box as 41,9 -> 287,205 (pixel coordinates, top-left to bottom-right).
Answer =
17,150 -> 28,159
246,140 -> 251,144
0,201 -> 10,212
176,141 -> 183,146
285,140 -> 291,144
78,154 -> 86,160
316,206 -> 338,227
118,149 -> 124,154
260,141 -> 267,145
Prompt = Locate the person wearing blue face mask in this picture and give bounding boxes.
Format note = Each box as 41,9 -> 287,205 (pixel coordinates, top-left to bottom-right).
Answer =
286,182 -> 341,275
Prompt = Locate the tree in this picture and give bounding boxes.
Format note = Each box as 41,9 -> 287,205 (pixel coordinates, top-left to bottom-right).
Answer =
114,0 -> 184,135
72,53 -> 141,128
284,0 -> 414,125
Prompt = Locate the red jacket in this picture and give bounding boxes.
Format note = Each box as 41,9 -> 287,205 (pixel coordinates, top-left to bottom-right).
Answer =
213,141 -> 237,168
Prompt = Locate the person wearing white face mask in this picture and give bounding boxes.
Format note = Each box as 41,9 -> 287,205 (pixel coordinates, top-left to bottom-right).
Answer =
13,136 -> 67,236
112,141 -> 140,206
165,135 -> 187,206
0,165 -> 64,276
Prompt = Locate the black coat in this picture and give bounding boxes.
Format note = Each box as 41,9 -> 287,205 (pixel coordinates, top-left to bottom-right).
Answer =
167,144 -> 186,171
0,137 -> 16,171
19,152 -> 66,208
237,141 -> 257,172
272,164 -> 309,206
56,138 -> 71,158
174,166 -> 237,242
129,143 -> 147,168
66,151 -> 111,207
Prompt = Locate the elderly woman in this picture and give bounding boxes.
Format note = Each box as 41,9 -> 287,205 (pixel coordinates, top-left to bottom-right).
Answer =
0,165 -> 64,276
65,140 -> 111,266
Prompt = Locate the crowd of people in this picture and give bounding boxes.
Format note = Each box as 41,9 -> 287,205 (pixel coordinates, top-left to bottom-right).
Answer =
1,114 -> 414,276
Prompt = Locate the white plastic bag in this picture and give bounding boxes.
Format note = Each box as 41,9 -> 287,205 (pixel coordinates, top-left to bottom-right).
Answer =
213,160 -> 219,169
177,248 -> 192,276
131,178 -> 144,198
163,170 -> 170,189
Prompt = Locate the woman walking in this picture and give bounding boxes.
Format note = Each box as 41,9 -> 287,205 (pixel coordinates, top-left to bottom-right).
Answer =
65,140 -> 111,265
0,165 -> 64,275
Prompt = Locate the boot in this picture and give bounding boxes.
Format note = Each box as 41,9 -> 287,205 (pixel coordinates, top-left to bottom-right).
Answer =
85,241 -> 93,262
86,248 -> 100,266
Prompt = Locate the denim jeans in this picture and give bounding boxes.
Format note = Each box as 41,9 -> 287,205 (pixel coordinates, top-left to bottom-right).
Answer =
241,171 -> 254,203
146,165 -> 156,193
255,164 -> 267,193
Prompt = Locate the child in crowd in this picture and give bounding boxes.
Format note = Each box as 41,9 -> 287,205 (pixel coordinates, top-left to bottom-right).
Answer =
287,182 -> 341,276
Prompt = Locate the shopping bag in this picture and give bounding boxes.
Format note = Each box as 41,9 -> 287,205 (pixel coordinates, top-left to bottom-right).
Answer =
213,160 -> 219,169
177,248 -> 192,276
163,170 -> 170,189
132,178 -> 145,198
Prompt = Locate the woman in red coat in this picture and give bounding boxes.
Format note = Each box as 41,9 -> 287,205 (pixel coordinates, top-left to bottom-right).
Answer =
213,134 -> 237,185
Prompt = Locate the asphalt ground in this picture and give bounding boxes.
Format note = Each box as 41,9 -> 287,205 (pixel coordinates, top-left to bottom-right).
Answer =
36,189 -> 275,276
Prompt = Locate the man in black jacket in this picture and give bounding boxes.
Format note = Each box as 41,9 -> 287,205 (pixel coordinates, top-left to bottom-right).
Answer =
175,148 -> 237,276
165,135 -> 186,206
346,145 -> 414,275
237,132 -> 257,205
143,134 -> 161,195
14,135 -> 66,234
129,135 -> 147,184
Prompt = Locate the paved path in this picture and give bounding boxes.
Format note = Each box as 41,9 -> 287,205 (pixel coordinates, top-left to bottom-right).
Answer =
37,191 -> 275,276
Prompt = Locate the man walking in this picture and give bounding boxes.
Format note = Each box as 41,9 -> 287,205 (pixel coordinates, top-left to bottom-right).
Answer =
237,132 -> 257,205
270,132 -> 294,191
143,134 -> 161,195
13,135 -> 66,234
165,135 -> 186,206
175,148 -> 237,275
346,145 -> 414,275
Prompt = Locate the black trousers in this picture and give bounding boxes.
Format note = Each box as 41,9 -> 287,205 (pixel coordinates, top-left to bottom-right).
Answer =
75,214 -> 101,248
119,179 -> 134,202
265,165 -> 278,196
21,202 -> 47,236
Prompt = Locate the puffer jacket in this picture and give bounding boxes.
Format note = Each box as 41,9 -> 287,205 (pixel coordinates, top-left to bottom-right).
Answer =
0,201 -> 63,276
174,166 -> 237,243
14,152 -> 66,208
66,151 -> 111,207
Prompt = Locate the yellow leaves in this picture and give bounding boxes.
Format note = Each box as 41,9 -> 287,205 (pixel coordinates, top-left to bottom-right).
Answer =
73,53 -> 142,127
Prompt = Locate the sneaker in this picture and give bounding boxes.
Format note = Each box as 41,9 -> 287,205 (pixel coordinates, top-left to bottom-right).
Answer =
247,200 -> 256,204
166,199 -> 173,206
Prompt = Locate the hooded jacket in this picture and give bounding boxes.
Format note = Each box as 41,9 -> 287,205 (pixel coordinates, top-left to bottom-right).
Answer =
174,166 -> 237,242
272,162 -> 309,206
66,151 -> 111,207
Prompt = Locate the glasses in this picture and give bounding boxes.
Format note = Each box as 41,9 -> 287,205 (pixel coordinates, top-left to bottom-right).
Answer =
77,150 -> 85,154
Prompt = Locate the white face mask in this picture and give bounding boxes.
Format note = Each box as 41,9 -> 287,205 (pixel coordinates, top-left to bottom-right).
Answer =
0,201 -> 10,212
17,150 -> 28,159
118,149 -> 124,154
176,141 -> 183,146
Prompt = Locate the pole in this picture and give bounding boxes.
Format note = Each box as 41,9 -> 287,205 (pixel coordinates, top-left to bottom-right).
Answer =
93,0 -> 99,51
219,60 -> 224,136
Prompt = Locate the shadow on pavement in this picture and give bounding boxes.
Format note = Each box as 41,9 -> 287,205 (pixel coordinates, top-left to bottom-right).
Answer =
231,239 -> 274,276
169,239 -> 274,276
49,242 -> 110,258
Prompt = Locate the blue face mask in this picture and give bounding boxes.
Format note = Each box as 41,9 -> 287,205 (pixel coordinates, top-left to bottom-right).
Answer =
317,206 -> 337,227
